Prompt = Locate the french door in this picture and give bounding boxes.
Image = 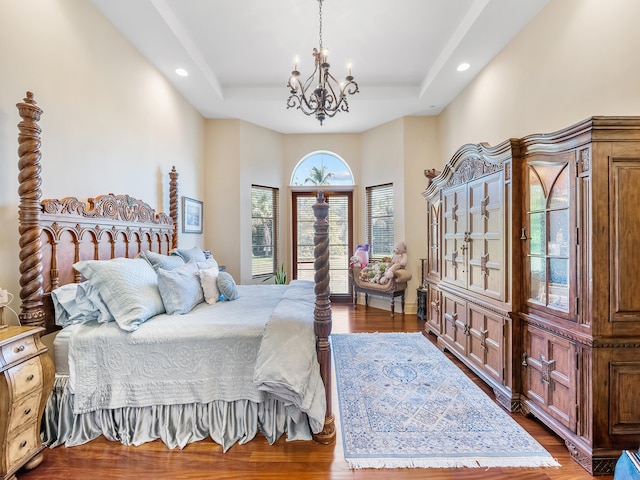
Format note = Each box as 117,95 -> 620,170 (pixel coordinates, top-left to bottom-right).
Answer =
292,191 -> 353,297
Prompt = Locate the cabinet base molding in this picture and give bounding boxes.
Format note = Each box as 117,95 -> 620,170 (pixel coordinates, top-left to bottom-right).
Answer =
565,441 -> 617,476
493,389 -> 521,413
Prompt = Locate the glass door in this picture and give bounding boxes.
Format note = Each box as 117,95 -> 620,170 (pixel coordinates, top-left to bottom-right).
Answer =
524,156 -> 574,319
292,191 -> 353,297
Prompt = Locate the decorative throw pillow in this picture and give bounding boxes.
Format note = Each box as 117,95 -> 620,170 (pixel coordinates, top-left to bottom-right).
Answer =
217,271 -> 239,301
73,257 -> 165,332
157,261 -> 204,314
171,246 -> 206,263
139,250 -> 185,272
197,257 -> 219,271
198,265 -> 220,304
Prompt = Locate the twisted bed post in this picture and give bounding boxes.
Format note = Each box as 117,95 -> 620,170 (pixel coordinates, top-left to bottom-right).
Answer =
16,92 -> 46,328
312,191 -> 335,444
169,166 -> 179,250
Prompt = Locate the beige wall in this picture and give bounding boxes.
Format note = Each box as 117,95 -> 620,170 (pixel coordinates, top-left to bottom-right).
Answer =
403,116 -> 440,287
0,0 -> 205,319
3,0 -> 636,319
438,0 -> 640,162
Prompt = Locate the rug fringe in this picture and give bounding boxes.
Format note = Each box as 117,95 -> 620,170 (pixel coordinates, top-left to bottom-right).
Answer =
346,456 -> 561,470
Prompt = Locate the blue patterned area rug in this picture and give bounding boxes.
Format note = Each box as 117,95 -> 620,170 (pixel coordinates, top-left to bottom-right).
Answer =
332,332 -> 560,469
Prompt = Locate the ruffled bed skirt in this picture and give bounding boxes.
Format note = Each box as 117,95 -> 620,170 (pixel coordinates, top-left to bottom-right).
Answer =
42,376 -> 314,451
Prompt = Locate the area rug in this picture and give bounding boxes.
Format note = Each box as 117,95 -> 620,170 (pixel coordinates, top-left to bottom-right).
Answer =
332,332 -> 560,469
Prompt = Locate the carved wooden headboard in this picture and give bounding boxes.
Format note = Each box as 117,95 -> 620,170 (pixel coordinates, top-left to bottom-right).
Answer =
16,92 -> 179,335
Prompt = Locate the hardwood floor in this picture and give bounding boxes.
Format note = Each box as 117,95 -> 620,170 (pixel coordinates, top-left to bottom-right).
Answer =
18,305 -> 613,479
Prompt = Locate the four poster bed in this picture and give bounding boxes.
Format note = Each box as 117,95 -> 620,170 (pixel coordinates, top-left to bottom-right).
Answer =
15,92 -> 335,452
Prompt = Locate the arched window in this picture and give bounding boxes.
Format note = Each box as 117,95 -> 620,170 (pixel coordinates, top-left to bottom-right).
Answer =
290,151 -> 354,296
290,151 -> 354,186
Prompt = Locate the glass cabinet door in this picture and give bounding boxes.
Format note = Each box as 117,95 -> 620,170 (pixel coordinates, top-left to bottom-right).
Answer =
525,159 -> 573,316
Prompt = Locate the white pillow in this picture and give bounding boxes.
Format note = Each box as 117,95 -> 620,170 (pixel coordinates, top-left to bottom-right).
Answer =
51,283 -> 82,327
157,261 -> 204,314
198,265 -> 220,304
73,257 -> 165,332
75,281 -> 114,323
197,257 -> 219,270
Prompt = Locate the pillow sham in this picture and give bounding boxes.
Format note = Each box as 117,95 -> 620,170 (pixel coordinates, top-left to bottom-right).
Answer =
198,265 -> 220,304
73,257 -> 165,332
171,246 -> 206,263
217,271 -> 239,301
139,250 -> 185,272
51,283 -> 83,327
75,281 -> 114,323
157,261 -> 204,314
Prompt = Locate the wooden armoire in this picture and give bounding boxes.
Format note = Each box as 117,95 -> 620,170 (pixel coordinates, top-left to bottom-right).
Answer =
423,117 -> 640,475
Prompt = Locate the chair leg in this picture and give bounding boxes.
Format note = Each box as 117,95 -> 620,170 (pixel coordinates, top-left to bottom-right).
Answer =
401,292 -> 405,314
390,297 -> 395,316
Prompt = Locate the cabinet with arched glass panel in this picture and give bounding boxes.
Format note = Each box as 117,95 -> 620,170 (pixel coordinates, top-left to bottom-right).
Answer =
518,117 -> 640,475
523,153 -> 576,320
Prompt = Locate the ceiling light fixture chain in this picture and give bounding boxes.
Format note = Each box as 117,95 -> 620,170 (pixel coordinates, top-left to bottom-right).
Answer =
286,0 -> 359,125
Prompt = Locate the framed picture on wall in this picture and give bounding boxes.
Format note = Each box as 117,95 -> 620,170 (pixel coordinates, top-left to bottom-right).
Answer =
182,196 -> 203,234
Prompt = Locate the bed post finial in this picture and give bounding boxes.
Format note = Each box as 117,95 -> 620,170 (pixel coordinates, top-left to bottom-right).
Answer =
169,166 -> 179,249
16,91 -> 46,328
312,190 -> 335,444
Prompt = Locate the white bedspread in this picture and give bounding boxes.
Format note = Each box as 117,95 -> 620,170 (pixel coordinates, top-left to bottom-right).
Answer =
67,280 -> 325,432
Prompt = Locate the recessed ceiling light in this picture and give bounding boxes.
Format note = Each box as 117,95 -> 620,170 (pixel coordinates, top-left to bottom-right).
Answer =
456,63 -> 470,72
175,68 -> 188,77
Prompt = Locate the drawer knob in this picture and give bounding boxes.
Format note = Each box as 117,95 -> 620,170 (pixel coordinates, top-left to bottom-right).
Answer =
14,345 -> 25,353
20,440 -> 27,448
27,374 -> 34,381
24,408 -> 31,415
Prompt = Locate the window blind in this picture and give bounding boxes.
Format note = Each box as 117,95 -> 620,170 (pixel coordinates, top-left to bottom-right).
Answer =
366,183 -> 394,259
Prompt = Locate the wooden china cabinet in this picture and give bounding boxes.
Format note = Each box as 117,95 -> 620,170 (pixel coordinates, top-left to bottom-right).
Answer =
424,117 -> 640,475
422,140 -> 523,412
518,117 -> 640,475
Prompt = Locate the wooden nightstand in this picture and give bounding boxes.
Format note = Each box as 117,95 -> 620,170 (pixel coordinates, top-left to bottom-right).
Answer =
0,326 -> 54,480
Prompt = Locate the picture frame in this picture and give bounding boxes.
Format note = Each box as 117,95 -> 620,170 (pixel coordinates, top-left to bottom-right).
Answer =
182,196 -> 203,234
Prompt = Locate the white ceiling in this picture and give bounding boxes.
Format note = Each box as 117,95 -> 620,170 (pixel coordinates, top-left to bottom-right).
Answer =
91,0 -> 548,134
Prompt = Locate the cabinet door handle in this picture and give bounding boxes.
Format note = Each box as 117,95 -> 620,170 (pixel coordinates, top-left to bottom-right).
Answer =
520,227 -> 528,240
26,374 -> 34,381
24,408 -> 31,415
14,345 -> 25,353
20,440 -> 27,448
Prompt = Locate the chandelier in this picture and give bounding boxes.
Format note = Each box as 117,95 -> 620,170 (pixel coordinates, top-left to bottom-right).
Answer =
286,0 -> 359,125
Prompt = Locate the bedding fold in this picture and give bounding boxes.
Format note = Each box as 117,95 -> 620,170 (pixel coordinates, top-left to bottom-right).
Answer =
253,280 -> 326,434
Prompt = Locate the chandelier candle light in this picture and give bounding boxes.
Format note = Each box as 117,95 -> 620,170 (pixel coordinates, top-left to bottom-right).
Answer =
286,0 -> 359,125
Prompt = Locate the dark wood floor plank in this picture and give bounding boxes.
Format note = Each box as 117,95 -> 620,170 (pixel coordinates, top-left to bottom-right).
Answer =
18,305 -> 612,479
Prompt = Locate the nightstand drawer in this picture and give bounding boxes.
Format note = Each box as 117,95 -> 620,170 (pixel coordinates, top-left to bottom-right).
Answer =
7,356 -> 43,398
7,390 -> 41,434
1,334 -> 37,365
6,422 -> 40,472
